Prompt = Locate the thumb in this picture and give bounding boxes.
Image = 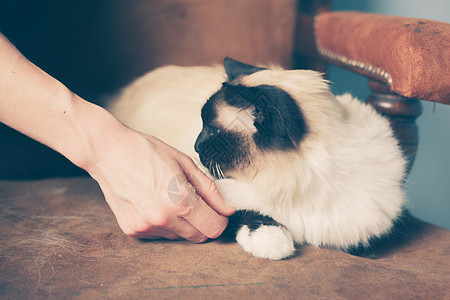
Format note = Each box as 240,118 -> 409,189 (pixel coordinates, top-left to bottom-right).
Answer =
179,157 -> 235,216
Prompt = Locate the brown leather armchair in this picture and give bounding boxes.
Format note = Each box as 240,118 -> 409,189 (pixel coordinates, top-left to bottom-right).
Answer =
0,1 -> 449,298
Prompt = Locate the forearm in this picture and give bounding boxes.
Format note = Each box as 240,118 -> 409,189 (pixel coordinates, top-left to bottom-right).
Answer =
0,33 -> 119,171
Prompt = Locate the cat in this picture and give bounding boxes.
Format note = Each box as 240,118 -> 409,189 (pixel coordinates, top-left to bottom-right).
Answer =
108,57 -> 407,260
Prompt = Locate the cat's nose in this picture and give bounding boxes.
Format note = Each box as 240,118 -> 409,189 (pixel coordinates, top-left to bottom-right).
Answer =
194,130 -> 207,153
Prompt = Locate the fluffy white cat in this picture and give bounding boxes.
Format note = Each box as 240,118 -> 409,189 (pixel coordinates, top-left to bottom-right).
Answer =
109,58 -> 406,260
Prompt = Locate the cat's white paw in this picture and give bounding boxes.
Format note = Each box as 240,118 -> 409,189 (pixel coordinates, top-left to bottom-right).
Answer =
236,225 -> 295,260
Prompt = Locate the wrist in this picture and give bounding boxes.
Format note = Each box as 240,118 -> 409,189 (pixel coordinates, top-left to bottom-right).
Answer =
62,92 -> 126,174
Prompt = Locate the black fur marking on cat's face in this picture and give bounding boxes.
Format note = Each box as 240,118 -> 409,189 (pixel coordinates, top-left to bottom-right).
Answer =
195,80 -> 308,179
195,127 -> 250,178
223,57 -> 266,82
222,83 -> 308,151
195,90 -> 251,178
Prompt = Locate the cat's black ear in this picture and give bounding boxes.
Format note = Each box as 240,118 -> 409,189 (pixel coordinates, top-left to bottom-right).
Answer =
223,57 -> 265,82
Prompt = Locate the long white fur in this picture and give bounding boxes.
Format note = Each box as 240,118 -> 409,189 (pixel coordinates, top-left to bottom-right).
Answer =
236,225 -> 295,260
108,65 -> 406,258
109,65 -> 225,160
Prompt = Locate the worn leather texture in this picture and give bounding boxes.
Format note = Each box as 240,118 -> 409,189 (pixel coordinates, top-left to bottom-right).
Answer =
1,178 -> 449,299
315,11 -> 450,104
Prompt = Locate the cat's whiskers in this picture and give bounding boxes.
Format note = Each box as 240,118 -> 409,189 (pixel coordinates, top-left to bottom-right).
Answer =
216,162 -> 226,179
214,162 -> 221,179
220,167 -> 225,179
206,160 -> 219,179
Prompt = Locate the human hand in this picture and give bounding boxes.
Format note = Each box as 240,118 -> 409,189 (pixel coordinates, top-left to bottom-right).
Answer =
87,122 -> 235,243
0,33 -> 234,243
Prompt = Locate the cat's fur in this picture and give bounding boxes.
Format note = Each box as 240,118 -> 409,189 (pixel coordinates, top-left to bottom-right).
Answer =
109,58 -> 407,260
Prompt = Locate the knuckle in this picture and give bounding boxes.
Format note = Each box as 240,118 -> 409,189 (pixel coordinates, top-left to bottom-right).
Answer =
121,224 -> 140,237
122,218 -> 156,236
121,226 -> 132,236
149,212 -> 172,228
129,221 -> 151,236
117,218 -> 137,237
117,210 -> 174,237
176,205 -> 194,218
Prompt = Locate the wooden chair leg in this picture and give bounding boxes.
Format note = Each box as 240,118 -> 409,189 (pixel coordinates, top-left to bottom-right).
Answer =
366,80 -> 423,176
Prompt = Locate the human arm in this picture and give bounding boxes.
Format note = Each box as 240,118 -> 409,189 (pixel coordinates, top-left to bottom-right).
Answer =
0,33 -> 234,242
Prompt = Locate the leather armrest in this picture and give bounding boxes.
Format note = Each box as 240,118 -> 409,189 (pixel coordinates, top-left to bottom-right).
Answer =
314,11 -> 450,104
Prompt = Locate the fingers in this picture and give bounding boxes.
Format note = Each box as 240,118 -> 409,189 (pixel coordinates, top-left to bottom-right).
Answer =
178,195 -> 229,239
131,229 -> 181,240
120,205 -> 209,243
133,218 -> 209,244
108,169 -> 228,242
135,223 -> 208,243
130,225 -> 208,244
104,184 -> 210,243
179,156 -> 235,216
168,176 -> 228,239
170,217 -> 209,243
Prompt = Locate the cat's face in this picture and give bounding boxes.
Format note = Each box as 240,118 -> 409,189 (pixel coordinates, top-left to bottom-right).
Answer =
195,58 -> 314,180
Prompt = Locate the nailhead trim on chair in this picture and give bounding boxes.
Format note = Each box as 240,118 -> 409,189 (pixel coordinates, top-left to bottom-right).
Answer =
316,46 -> 393,87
